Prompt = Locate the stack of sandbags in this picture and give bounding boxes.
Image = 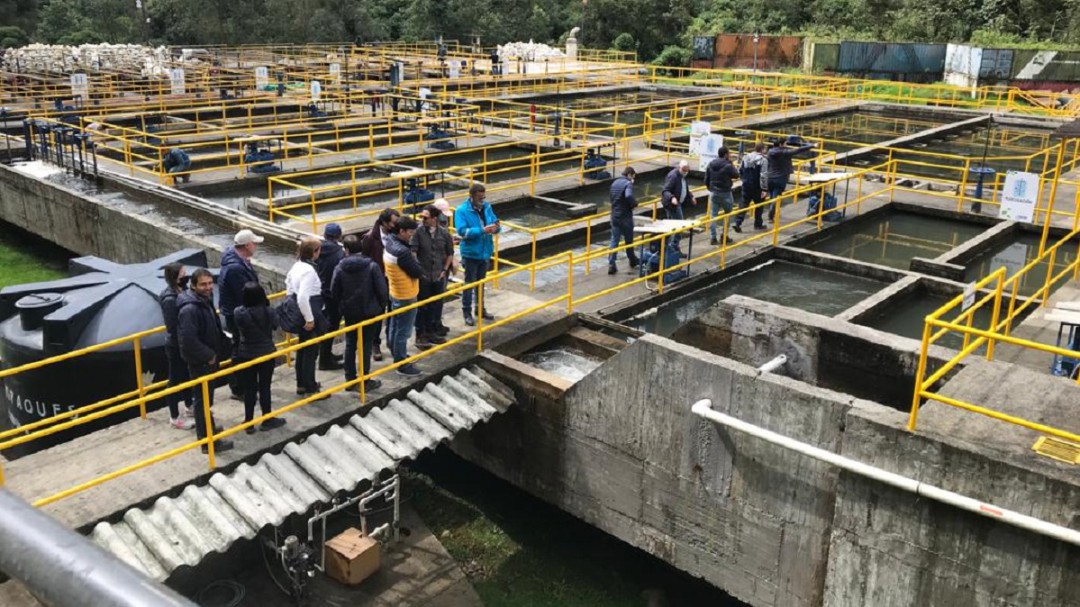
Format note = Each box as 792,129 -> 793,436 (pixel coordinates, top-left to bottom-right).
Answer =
497,41 -> 565,62
1,43 -> 175,76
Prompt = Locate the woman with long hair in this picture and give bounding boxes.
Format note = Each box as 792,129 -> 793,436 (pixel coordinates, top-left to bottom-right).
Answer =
159,262 -> 195,429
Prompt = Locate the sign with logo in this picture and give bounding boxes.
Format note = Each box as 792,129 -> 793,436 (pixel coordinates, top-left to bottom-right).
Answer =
449,60 -> 461,78
169,68 -> 186,95
329,62 -> 341,83
688,121 -> 712,157
998,171 -> 1039,223
697,134 -> 725,171
310,80 -> 322,102
254,66 -> 269,88
962,281 -> 976,311
70,73 -> 89,101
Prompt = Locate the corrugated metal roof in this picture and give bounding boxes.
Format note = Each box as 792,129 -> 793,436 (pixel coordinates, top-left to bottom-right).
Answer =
89,366 -> 514,581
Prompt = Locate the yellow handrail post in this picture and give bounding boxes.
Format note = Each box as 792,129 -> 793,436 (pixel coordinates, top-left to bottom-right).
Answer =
956,158 -> 970,212
357,326 -> 366,404
133,337 -> 146,419
201,381 -> 215,470
657,234 -> 667,295
310,190 -> 319,234
585,218 -> 592,276
493,233 -> 500,289
987,272 -> 1004,361
1039,141 -> 1067,256
530,232 -> 537,291
907,321 -> 932,432
1041,248 -> 1058,307
771,197 -> 781,247
476,285 -> 484,352
567,252 -> 574,315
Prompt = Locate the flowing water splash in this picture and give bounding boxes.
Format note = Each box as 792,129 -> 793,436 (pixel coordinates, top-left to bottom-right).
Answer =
520,347 -> 603,383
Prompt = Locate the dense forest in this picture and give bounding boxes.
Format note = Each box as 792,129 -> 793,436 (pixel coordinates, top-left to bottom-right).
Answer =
1,0 -> 1079,61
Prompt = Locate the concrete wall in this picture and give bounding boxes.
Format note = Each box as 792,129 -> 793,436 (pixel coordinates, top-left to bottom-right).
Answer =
670,295 -> 952,410
0,164 -> 289,288
457,330 -> 1080,607
458,333 -> 872,606
825,405 -> 1080,606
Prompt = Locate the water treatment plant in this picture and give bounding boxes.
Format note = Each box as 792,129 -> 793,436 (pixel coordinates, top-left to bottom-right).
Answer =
0,41 -> 1078,607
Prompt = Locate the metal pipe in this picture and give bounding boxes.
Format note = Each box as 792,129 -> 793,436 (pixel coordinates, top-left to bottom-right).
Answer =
757,354 -> 787,374
690,400 -> 1080,547
0,489 -> 196,607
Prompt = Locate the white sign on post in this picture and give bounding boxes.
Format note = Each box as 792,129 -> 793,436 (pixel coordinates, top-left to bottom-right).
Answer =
169,68 -> 186,95
254,66 -> 269,89
449,60 -> 461,78
310,80 -> 322,102
329,63 -> 341,83
697,134 -> 725,171
998,170 -> 1040,223
962,281 -> 976,311
688,121 -> 712,157
70,73 -> 89,102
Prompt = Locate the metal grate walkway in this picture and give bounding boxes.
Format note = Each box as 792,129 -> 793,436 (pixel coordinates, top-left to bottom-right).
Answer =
89,366 -> 514,581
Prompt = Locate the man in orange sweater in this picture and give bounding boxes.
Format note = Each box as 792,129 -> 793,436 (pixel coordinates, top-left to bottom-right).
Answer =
383,217 -> 424,377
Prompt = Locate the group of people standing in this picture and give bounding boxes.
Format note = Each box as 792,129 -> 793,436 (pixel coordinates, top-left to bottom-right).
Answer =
155,183 -> 503,454
607,135 -> 816,274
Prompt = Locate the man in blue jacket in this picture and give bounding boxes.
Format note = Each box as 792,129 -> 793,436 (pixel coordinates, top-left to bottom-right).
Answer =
608,167 -> 639,275
218,228 -> 262,399
454,183 -> 500,327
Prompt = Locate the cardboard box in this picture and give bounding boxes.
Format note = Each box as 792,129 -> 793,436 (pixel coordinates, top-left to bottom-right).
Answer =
324,527 -> 381,586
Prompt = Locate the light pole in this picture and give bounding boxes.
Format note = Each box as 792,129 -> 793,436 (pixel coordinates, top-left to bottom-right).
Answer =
753,33 -> 760,72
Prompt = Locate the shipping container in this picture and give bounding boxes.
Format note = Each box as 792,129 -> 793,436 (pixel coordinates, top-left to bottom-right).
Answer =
1009,50 -> 1080,83
837,42 -> 946,81
692,36 -> 716,62
945,44 -> 1013,87
714,34 -> 802,69
805,41 -> 840,73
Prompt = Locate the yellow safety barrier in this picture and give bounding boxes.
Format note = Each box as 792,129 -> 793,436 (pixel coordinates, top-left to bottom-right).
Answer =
0,164 -> 888,506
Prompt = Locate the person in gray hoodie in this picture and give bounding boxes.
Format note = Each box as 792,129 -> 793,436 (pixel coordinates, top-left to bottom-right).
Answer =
734,142 -> 769,232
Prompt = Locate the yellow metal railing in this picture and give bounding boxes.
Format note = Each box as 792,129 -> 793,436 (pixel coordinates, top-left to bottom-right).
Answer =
0,165 -> 887,507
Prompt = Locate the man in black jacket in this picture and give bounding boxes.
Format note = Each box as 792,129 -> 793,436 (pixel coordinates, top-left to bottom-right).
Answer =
411,204 -> 454,349
766,135 -> 816,221
316,222 -> 346,370
218,229 -> 262,399
332,234 -> 389,392
705,147 -> 739,246
177,268 -> 234,453
608,166 -> 640,275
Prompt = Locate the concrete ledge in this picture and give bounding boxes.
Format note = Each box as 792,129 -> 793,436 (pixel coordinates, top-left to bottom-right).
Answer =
478,350 -> 573,402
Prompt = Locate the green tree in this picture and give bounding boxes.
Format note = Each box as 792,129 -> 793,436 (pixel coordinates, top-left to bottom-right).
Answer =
0,25 -> 30,47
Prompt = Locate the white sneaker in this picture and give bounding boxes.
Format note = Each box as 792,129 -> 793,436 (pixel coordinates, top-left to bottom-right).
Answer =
170,416 -> 195,430
182,404 -> 195,418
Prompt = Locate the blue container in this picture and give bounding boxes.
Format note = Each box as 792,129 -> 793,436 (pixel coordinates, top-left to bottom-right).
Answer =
837,42 -> 946,78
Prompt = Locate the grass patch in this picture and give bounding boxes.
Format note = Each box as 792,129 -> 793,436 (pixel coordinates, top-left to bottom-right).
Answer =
0,220 -> 70,288
408,453 -> 743,607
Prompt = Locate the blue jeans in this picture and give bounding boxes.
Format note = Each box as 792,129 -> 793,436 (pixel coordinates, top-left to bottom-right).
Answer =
462,258 -> 488,315
344,322 -> 379,382
388,298 -> 418,363
768,177 -> 788,220
709,191 -> 734,240
608,215 -> 638,267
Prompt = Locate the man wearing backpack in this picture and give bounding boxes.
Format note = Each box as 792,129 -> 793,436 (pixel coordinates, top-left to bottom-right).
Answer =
734,143 -> 769,232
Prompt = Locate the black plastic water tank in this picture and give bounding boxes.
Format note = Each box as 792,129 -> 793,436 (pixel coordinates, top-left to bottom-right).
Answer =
0,249 -> 210,445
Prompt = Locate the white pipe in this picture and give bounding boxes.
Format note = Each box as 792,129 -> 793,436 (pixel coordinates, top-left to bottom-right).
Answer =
690,400 -> 1080,547
757,354 -> 787,374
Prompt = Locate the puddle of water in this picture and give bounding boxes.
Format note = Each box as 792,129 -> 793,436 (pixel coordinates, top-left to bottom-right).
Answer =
627,260 -> 886,337
520,347 -> 603,383
806,212 -> 987,270
963,233 -> 1079,297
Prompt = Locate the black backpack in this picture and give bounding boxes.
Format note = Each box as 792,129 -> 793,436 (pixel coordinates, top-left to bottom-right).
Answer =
740,159 -> 762,191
